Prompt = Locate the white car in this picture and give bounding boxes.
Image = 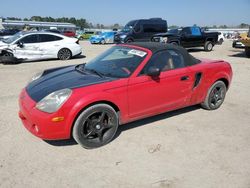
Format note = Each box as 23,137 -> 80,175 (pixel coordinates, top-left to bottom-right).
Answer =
0,31 -> 82,63
217,32 -> 225,45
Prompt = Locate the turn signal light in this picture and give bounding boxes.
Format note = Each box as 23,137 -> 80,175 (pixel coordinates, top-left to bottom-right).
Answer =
51,117 -> 65,122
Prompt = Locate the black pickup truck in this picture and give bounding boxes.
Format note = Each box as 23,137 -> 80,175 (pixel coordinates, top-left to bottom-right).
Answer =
152,26 -> 219,51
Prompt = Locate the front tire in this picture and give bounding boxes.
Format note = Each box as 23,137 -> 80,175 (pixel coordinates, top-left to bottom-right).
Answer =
58,48 -> 72,60
100,39 -> 105,45
204,41 -> 214,52
201,81 -> 227,110
73,104 -> 119,149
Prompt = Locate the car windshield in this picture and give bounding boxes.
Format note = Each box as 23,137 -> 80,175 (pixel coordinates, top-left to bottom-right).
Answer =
121,21 -> 137,32
84,46 -> 147,78
2,32 -> 23,44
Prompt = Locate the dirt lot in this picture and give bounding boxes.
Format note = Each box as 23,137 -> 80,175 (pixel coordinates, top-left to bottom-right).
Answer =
0,40 -> 250,188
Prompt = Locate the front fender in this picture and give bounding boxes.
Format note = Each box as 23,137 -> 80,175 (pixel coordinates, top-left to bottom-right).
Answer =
64,91 -> 127,137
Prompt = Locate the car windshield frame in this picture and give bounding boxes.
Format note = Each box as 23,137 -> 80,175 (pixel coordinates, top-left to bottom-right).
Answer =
2,32 -> 23,44
84,45 -> 148,78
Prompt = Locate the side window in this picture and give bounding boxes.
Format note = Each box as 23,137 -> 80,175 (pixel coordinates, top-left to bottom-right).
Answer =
191,27 -> 201,36
39,34 -> 62,42
140,50 -> 172,75
140,50 -> 185,75
19,34 -> 39,44
133,22 -> 141,33
182,27 -> 191,35
168,50 -> 185,68
143,24 -> 154,33
143,24 -> 164,33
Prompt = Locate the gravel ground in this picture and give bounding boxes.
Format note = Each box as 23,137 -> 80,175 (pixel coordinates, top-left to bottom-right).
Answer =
0,40 -> 250,188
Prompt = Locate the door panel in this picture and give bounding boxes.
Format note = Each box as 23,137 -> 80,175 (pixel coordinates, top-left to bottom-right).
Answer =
128,68 -> 193,119
13,44 -> 42,60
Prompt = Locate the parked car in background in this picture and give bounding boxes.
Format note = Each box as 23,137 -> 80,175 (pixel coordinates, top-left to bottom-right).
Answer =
217,32 -> 225,45
44,29 -> 62,34
63,31 -> 76,37
89,31 -> 116,44
232,33 -> 247,49
19,42 -> 232,148
240,27 -> 250,58
77,31 -> 101,40
0,29 -> 21,40
152,26 -> 219,51
232,40 -> 245,49
0,31 -> 82,64
114,18 -> 167,43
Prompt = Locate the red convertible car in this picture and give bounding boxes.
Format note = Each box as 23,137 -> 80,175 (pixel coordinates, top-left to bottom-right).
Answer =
19,43 -> 232,148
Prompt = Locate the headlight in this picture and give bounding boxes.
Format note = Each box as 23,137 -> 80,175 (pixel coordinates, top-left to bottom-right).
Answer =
36,88 -> 72,113
160,37 -> 168,43
120,35 -> 127,39
30,71 -> 44,83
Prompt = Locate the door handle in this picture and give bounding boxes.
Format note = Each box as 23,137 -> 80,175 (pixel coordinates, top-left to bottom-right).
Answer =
180,76 -> 189,81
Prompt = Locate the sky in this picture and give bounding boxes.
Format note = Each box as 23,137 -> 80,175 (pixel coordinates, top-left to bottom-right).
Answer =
0,0 -> 249,26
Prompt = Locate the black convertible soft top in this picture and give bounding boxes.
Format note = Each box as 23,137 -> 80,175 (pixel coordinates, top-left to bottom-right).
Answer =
127,42 -> 201,66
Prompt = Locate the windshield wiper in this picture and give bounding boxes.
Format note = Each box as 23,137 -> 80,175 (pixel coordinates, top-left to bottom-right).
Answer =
75,64 -> 86,74
85,68 -> 104,78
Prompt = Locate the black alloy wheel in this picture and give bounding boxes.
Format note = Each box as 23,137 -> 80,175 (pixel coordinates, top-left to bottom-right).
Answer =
201,81 -> 227,110
73,104 -> 119,149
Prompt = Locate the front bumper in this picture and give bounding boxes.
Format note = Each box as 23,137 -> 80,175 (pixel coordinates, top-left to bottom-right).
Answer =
18,89 -> 71,140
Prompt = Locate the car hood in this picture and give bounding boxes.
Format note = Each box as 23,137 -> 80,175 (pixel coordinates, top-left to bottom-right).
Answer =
26,65 -> 116,102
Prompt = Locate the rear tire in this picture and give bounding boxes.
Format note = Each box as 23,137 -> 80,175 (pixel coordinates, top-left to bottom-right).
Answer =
204,41 -> 213,51
218,38 -> 223,45
201,81 -> 227,110
125,38 -> 133,43
58,48 -> 72,60
73,104 -> 119,149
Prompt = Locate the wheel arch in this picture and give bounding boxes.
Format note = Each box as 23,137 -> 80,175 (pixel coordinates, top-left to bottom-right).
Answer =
69,100 -> 121,138
125,37 -> 134,43
206,38 -> 216,43
216,78 -> 229,89
169,40 -> 180,45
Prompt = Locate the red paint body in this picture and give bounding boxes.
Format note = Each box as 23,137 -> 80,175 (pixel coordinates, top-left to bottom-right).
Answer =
63,31 -> 76,37
18,45 -> 232,140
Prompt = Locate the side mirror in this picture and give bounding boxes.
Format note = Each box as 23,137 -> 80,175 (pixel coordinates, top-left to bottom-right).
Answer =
147,66 -> 161,77
17,41 -> 24,48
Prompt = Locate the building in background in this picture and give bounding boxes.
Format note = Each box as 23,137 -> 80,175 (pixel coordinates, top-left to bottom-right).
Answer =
1,20 -> 76,31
